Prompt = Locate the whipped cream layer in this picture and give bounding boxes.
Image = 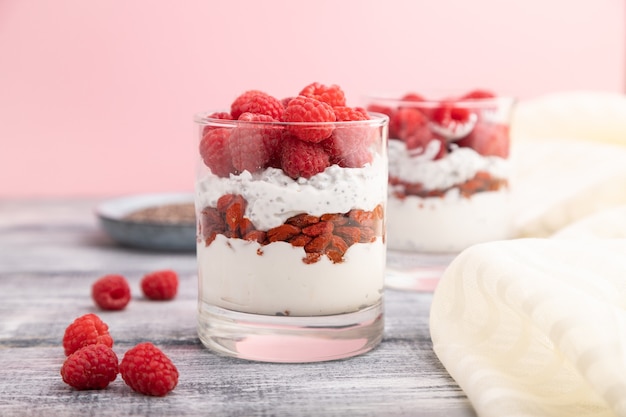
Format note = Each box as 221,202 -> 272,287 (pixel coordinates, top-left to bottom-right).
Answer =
196,154 -> 387,231
388,139 -> 509,190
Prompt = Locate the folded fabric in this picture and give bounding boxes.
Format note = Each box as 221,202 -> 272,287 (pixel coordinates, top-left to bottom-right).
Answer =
430,238 -> 626,417
511,91 -> 626,147
511,139 -> 626,238
552,205 -> 626,239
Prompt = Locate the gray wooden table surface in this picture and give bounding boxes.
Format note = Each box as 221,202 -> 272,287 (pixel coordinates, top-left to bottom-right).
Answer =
0,198 -> 476,417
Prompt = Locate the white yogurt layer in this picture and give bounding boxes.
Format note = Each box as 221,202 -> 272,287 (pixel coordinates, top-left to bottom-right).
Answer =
387,189 -> 514,253
198,236 -> 385,316
196,154 -> 387,231
387,139 -> 509,190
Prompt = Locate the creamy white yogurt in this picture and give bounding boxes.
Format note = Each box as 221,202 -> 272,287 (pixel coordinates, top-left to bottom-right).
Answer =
198,236 -> 385,316
387,189 -> 513,252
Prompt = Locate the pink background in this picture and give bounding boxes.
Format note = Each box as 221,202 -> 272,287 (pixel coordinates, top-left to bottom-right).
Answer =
1,0 -> 624,198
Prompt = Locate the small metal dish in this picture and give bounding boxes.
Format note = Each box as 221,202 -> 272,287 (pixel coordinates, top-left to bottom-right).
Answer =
96,193 -> 196,252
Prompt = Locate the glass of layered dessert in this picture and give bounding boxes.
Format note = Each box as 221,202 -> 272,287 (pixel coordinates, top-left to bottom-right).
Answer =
367,90 -> 514,292
194,83 -> 388,362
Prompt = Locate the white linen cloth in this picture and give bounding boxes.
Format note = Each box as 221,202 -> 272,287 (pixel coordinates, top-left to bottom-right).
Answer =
430,91 -> 626,417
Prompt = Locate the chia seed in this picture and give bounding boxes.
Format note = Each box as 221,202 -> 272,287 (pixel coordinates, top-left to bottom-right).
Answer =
123,203 -> 195,224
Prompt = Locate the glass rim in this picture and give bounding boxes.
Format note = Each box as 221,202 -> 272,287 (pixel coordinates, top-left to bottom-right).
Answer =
365,95 -> 516,109
194,111 -> 389,127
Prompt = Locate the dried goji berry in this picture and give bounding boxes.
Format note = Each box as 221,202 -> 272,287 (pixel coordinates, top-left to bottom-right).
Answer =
267,224 -> 301,242
305,234 -> 331,253
334,226 -> 361,246
289,234 -> 312,247
285,213 -> 320,228
302,221 -> 333,237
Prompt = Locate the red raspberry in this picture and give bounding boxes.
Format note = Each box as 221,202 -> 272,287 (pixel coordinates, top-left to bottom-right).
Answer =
366,103 -> 394,119
140,269 -> 179,301
280,96 -> 295,108
120,342 -> 179,397
230,90 -> 284,120
353,107 -> 370,119
401,92 -> 425,102
238,112 -> 285,168
460,89 -> 496,100
324,107 -> 374,168
281,136 -> 330,179
281,96 -> 336,143
299,82 -> 346,107
61,344 -> 119,390
201,112 -> 233,137
331,145 -> 373,168
431,103 -> 472,126
333,106 -> 369,122
389,107 -> 433,149
228,114 -> 274,173
92,274 -> 131,311
456,122 -> 510,157
199,127 -> 235,177
207,111 -> 233,119
62,313 -> 113,356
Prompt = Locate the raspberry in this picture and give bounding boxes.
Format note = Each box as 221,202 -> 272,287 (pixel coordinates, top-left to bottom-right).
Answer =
61,344 -> 119,390
431,103 -> 473,126
201,112 -> 233,137
298,82 -> 346,107
92,274 -> 131,311
353,107 -> 370,118
389,107 -> 433,149
239,113 -> 276,123
366,103 -> 394,119
460,89 -> 496,100
281,96 -> 336,143
401,92 -> 425,102
199,127 -> 235,177
62,313 -> 113,356
230,90 -> 284,120
280,96 -> 295,108
120,342 -> 178,397
331,145 -> 373,168
140,269 -> 179,301
333,106 -> 369,122
229,115 -> 273,174
207,111 -> 233,120
323,124 -> 373,169
239,112 -> 284,168
280,136 -> 330,179
456,123 -> 510,157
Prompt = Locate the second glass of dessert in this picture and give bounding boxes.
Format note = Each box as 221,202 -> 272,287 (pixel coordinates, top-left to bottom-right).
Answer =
195,82 -> 388,363
367,90 -> 515,291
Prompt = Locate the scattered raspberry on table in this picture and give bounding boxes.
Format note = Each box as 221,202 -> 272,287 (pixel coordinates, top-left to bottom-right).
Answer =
140,269 -> 179,301
61,343 -> 119,390
62,313 -> 114,356
92,274 -> 131,311
120,342 -> 179,396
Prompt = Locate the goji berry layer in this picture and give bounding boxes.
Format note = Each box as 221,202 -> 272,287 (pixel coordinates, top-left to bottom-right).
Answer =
390,171 -> 508,199
198,194 -> 384,264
